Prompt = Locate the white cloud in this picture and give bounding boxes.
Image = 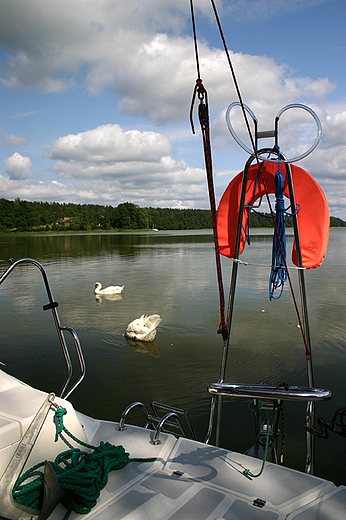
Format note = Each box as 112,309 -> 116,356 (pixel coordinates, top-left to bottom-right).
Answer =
0,0 -> 344,218
47,124 -> 172,163
3,152 -> 33,180
0,174 -> 207,209
45,124 -> 206,204
1,135 -> 28,146
0,122 -> 207,208
0,1 -> 335,123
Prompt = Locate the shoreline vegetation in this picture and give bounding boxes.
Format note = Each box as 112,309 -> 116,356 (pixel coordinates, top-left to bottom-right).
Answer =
0,198 -> 345,234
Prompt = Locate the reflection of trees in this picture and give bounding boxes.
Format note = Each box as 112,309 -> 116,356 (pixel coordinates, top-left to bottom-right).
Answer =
0,231 -> 215,262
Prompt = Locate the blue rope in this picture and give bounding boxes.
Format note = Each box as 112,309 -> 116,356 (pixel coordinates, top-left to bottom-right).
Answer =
269,153 -> 287,300
243,162 -> 263,246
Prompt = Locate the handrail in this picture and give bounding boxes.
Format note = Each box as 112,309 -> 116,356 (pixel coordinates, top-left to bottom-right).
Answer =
150,400 -> 197,440
59,326 -> 86,399
208,383 -> 332,402
150,412 -> 187,445
116,402 -> 156,431
116,401 -> 194,442
0,258 -> 85,399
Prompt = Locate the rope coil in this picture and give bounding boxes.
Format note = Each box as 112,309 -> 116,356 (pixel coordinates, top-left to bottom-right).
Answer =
13,406 -> 155,519
270,155 -> 288,300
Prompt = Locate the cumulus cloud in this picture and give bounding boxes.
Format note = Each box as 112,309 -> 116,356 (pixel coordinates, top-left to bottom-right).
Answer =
4,152 -> 33,180
44,124 -> 206,204
47,124 -> 172,163
0,0 -> 344,218
0,0 -> 335,124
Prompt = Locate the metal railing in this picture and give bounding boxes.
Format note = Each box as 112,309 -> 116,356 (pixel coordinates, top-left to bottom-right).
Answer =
0,258 -> 85,399
207,144 -> 330,475
208,383 -> 332,402
116,400 -> 196,444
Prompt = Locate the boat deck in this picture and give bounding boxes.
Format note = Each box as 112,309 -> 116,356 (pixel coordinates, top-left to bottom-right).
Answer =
1,369 -> 345,520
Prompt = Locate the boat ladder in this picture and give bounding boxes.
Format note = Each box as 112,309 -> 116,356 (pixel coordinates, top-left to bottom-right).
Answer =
116,400 -> 196,444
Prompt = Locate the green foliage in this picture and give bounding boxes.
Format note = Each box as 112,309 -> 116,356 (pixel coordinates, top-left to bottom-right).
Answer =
330,216 -> 346,227
0,198 -> 344,233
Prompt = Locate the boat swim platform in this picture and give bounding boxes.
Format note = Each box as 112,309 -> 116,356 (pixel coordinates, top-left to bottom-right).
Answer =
0,369 -> 345,520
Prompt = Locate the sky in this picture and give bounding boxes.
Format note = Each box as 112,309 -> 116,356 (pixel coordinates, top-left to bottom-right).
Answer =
0,0 -> 345,218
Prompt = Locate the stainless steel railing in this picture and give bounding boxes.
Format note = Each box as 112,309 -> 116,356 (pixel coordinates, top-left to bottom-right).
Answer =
0,258 -> 85,399
208,383 -> 332,402
116,400 -> 196,444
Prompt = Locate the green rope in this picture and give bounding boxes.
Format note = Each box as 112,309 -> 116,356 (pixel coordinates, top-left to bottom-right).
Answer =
243,411 -> 270,479
13,406 -> 156,519
248,399 -> 263,413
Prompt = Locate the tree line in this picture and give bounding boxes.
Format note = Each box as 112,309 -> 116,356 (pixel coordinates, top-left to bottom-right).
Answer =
0,198 -> 344,233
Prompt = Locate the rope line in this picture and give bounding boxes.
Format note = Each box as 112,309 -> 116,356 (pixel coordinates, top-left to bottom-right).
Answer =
189,0 -> 228,340
190,0 -> 311,357
306,407 -> 346,439
270,148 -> 287,300
243,412 -> 270,479
231,258 -> 306,270
13,406 -> 156,519
207,0 -> 312,356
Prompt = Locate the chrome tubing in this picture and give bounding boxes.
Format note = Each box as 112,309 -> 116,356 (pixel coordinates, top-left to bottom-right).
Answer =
208,383 -> 332,402
116,402 -> 154,431
150,412 -> 187,446
284,161 -> 316,473
0,258 -> 85,399
213,153 -> 253,445
211,149 -> 320,474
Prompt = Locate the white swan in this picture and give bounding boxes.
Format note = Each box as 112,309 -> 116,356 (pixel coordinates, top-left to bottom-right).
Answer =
125,314 -> 162,342
94,282 -> 124,295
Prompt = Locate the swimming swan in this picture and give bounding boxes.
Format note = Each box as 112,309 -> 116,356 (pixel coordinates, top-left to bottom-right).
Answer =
125,314 -> 162,342
94,282 -> 124,295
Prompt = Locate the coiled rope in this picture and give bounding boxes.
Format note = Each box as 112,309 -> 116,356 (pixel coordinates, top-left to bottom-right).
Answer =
269,150 -> 287,300
13,406 -> 156,519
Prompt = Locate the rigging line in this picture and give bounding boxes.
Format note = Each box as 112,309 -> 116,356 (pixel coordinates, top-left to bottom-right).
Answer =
189,0 -> 227,339
231,258 -> 306,270
189,0 -> 201,80
208,1 -> 310,356
209,0 -> 258,164
255,153 -> 311,357
199,93 -> 228,338
258,158 -> 311,357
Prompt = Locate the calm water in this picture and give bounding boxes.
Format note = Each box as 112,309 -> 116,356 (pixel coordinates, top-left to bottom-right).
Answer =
0,228 -> 345,485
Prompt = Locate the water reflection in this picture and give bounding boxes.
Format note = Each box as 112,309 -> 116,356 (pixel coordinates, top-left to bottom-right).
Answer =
125,336 -> 162,357
0,229 -> 345,484
95,293 -> 124,303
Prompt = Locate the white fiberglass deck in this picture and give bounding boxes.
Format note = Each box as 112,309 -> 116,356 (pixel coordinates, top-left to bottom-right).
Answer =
0,369 -> 345,520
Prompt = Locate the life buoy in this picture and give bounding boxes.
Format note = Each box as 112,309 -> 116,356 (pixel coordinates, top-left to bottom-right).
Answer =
217,162 -> 329,268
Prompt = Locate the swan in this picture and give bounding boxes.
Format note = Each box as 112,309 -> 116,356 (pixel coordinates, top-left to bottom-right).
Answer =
125,314 -> 162,342
94,282 -> 124,295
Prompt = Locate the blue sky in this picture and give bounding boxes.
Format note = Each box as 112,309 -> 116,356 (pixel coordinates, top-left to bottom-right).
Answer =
0,0 -> 345,218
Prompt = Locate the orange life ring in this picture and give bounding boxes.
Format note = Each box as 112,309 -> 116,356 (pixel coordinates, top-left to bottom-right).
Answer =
217,162 -> 329,269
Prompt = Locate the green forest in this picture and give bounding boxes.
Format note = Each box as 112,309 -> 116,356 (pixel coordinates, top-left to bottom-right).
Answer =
0,198 -> 345,233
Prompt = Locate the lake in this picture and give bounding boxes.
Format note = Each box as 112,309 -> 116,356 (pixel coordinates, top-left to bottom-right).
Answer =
0,228 -> 345,485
